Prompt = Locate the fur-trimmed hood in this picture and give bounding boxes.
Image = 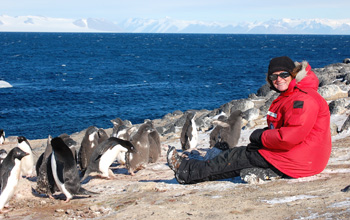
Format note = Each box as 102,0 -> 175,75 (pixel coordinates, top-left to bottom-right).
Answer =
293,61 -> 319,91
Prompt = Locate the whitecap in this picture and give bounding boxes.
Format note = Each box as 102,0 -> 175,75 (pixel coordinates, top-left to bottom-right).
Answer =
0,80 -> 13,88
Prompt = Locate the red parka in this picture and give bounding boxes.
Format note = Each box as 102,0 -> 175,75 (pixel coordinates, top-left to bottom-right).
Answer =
259,61 -> 331,178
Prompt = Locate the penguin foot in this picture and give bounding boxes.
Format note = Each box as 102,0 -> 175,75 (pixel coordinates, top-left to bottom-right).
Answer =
0,206 -> 11,214
167,146 -> 183,172
129,170 -> 135,176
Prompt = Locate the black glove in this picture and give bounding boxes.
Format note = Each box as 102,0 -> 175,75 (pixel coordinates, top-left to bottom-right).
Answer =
213,142 -> 230,151
246,143 -> 262,152
249,128 -> 266,146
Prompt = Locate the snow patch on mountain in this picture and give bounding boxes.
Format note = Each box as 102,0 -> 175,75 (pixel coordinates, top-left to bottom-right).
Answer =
1,15 -> 350,34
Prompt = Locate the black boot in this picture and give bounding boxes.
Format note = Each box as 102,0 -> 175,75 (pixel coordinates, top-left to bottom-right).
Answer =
167,146 -> 183,172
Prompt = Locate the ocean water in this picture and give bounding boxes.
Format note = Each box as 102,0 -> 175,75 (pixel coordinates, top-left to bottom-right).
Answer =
1,33 -> 350,139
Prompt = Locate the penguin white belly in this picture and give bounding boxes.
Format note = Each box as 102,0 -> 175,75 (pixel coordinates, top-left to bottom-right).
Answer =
99,144 -> 126,177
51,152 -> 73,200
189,119 -> 198,149
115,151 -> 126,165
18,142 -> 34,176
0,159 -> 21,210
89,132 -> 96,148
20,153 -> 34,177
117,130 -> 128,139
0,136 -> 4,144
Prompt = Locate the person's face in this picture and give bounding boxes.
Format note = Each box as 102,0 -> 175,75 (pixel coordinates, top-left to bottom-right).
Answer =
270,71 -> 292,92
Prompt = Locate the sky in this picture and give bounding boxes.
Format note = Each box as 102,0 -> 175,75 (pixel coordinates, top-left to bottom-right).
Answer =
1,0 -> 349,24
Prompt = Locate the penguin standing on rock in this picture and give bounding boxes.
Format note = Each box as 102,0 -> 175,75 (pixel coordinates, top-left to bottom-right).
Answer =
145,121 -> 161,163
0,147 -> 28,213
59,133 -> 78,163
126,123 -> 153,175
34,135 -> 57,198
210,110 -> 243,149
51,137 -> 96,202
0,129 -> 5,145
209,115 -> 228,148
180,112 -> 198,151
17,136 -> 35,177
78,126 -> 108,174
80,137 -> 136,182
111,118 -> 129,138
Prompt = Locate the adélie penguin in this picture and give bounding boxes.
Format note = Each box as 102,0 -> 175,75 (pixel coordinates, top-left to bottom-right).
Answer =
0,147 -> 28,213
180,112 -> 198,151
34,135 -> 58,198
17,136 -> 35,177
78,126 -> 108,174
0,129 -> 5,145
80,137 -> 136,182
50,137 -> 97,202
126,123 -> 153,175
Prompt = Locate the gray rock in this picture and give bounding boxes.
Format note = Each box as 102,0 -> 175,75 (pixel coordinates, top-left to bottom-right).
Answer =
256,83 -> 271,97
329,98 -> 349,115
219,99 -> 254,115
340,115 -> 350,132
243,108 -> 260,121
318,85 -> 343,99
259,93 -> 279,115
330,122 -> 339,136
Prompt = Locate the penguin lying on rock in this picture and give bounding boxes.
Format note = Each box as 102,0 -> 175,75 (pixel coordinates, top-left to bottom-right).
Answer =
81,137 -> 136,182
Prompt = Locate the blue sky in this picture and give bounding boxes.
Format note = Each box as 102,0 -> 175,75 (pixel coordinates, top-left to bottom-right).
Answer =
1,0 -> 349,24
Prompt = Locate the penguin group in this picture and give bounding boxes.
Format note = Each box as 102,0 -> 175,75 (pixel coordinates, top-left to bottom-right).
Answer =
0,109 -> 243,213
0,119 -> 162,212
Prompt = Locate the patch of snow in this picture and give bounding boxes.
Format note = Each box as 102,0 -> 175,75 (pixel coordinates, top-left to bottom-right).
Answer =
262,195 -> 318,204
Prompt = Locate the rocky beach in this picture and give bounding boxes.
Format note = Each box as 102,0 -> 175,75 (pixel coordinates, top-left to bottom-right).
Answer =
1,60 -> 350,219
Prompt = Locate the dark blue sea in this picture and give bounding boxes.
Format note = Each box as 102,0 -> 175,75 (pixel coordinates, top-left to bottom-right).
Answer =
1,33 -> 350,139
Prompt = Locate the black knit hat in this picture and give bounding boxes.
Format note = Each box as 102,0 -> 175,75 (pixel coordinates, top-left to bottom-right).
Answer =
268,56 -> 295,75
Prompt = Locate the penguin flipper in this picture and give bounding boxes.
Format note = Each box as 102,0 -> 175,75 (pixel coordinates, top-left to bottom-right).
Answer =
0,168 -> 11,192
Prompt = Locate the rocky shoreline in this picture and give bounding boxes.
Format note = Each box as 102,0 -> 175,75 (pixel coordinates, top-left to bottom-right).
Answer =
1,60 -> 350,219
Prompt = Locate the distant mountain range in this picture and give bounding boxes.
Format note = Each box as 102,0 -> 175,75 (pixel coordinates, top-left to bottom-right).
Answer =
1,15 -> 350,34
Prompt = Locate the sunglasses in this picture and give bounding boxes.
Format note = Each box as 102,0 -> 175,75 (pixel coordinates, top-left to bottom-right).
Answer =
269,72 -> 291,81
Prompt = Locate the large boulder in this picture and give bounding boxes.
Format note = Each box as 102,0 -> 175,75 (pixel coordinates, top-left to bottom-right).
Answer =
318,85 -> 348,100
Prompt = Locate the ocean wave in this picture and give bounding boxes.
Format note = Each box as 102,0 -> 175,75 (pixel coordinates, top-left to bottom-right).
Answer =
0,80 -> 13,88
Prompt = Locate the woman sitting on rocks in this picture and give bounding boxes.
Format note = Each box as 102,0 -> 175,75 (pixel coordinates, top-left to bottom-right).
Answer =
167,56 -> 332,184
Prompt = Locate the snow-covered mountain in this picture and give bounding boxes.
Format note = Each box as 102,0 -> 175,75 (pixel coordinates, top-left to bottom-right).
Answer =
1,15 -> 350,34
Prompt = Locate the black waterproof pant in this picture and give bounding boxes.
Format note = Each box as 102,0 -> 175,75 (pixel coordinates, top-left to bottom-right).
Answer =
176,146 -> 281,184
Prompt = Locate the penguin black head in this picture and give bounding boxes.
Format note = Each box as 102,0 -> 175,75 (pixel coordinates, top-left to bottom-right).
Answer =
97,128 -> 108,139
17,136 -> 28,143
187,112 -> 196,120
11,147 -> 29,160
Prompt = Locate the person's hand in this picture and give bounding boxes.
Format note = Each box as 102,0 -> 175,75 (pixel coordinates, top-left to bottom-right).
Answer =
249,128 -> 266,146
246,143 -> 262,152
213,142 -> 230,151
